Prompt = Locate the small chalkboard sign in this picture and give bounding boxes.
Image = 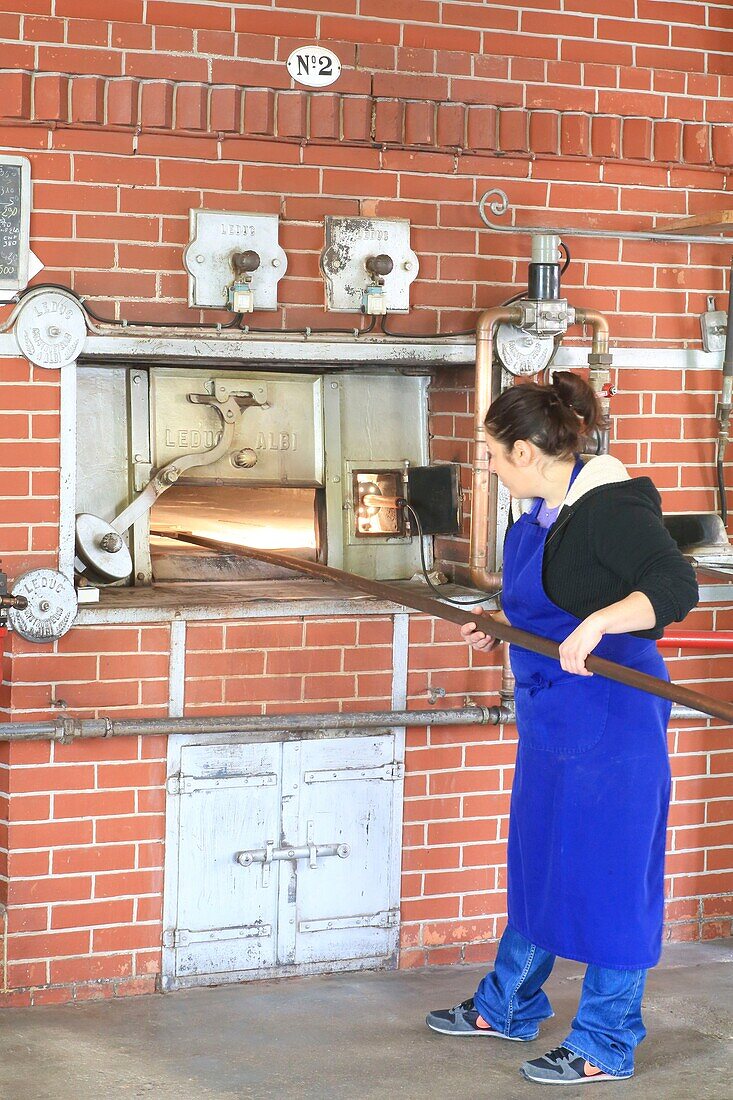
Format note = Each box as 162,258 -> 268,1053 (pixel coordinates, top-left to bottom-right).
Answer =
0,156 -> 30,293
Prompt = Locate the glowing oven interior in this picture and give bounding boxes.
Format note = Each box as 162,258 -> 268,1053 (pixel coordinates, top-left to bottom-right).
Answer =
150,485 -> 322,581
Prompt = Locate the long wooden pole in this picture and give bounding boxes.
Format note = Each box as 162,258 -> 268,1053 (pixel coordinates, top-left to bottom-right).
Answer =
160,532 -> 733,725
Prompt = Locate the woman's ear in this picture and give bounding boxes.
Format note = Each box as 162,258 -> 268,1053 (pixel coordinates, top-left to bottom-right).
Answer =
511,439 -> 535,467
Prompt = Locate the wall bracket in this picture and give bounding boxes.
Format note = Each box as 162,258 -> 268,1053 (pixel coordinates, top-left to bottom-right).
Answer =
479,189 -> 733,249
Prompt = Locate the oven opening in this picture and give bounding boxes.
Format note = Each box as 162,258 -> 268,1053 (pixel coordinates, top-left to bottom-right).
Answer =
150,484 -> 324,582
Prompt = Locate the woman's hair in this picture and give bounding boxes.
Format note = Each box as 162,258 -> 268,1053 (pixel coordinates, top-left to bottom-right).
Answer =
484,371 -> 601,457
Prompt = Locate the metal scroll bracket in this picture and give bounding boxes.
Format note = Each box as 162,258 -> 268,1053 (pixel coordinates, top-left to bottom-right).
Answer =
478,189 -> 733,249
74,383 -> 268,582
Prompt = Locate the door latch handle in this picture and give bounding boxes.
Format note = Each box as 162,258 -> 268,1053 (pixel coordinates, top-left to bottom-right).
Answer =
236,836 -> 350,885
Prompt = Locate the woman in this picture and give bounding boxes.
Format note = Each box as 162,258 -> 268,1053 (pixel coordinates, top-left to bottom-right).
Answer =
426,372 -> 698,1085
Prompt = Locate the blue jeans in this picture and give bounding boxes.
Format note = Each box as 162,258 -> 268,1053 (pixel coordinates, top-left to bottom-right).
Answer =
473,925 -> 647,1078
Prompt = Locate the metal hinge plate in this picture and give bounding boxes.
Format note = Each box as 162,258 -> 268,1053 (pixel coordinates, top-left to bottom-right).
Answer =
298,908 -> 399,934
166,773 -> 277,795
304,762 -> 404,784
163,923 -> 272,949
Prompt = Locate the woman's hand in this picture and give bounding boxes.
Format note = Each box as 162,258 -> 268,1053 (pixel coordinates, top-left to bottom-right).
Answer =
460,607 -> 503,653
558,614 -> 605,676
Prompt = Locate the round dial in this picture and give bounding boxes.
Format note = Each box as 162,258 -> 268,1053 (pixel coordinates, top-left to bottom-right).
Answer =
495,322 -> 556,377
9,569 -> 78,643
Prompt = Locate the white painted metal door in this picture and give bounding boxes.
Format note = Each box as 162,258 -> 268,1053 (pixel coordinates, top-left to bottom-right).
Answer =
289,736 -> 401,966
172,742 -> 281,978
165,733 -> 402,985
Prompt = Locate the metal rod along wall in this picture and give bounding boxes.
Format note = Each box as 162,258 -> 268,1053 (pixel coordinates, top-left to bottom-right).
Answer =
0,706 -> 508,743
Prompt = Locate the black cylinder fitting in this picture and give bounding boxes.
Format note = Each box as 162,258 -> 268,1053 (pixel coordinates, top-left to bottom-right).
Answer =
528,262 -> 560,301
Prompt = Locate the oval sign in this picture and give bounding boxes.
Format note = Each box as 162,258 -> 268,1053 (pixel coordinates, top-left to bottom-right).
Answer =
286,46 -> 342,89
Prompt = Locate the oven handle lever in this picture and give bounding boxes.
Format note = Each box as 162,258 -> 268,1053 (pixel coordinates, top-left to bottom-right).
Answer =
109,391 -> 266,536
75,390 -> 267,580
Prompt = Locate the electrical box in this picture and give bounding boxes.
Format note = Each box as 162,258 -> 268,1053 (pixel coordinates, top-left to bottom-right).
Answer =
321,216 -> 419,314
183,210 -> 287,311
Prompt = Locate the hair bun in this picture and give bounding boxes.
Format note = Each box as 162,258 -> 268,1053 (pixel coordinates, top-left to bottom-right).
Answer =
484,371 -> 602,459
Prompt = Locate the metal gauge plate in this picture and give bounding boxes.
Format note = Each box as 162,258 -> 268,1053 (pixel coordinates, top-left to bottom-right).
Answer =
9,569 -> 78,642
75,513 -> 134,581
494,322 -> 557,376
14,288 -> 87,368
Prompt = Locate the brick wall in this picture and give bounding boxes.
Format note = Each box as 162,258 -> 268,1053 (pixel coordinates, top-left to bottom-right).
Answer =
0,0 -> 731,1003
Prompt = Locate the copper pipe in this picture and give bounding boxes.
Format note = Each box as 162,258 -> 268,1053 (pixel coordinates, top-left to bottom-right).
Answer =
161,531 -> 733,726
470,305 -> 523,592
361,495 -> 404,509
573,306 -> 610,356
500,640 -> 515,704
574,306 -> 612,453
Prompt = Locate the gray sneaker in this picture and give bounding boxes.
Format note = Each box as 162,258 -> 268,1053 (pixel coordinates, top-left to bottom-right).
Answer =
520,1046 -> 633,1084
426,997 -> 532,1040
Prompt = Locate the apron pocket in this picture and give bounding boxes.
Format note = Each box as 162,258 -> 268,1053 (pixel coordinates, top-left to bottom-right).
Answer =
514,669 -> 612,754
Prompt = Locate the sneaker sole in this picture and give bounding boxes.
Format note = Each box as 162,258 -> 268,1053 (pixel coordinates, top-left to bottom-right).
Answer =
519,1067 -> 633,1084
426,1019 -> 531,1041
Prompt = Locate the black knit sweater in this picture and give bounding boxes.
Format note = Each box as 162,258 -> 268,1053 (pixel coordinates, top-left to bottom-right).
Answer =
541,477 -> 699,639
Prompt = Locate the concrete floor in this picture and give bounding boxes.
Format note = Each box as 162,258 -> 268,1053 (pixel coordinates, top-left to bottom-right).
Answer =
1,942 -> 732,1100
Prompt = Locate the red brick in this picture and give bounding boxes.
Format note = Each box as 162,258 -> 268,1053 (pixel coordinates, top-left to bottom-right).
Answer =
309,92 -> 340,140
683,123 -> 711,165
56,1 -> 143,20
342,96 -> 371,142
70,76 -> 105,125
712,125 -> 733,168
436,102 -> 464,148
654,119 -> 682,162
23,15 -> 63,42
374,98 -> 404,144
498,108 -> 527,153
33,74 -> 69,123
623,117 -> 653,160
0,71 -> 31,120
466,105 -> 497,151
276,90 -> 307,138
560,112 -> 591,157
49,954 -> 132,985
404,101 -> 435,146
140,81 -> 174,129
243,88 -> 274,135
529,111 -> 560,155
13,930 -> 90,962
147,1 -> 230,30
174,83 -> 207,131
95,814 -> 164,844
209,85 -> 240,132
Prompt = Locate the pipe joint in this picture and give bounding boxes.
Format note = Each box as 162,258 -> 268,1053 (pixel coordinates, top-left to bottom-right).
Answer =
587,352 -> 613,367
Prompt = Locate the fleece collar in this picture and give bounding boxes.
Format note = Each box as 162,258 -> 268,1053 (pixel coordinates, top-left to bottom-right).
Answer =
562,454 -> 631,510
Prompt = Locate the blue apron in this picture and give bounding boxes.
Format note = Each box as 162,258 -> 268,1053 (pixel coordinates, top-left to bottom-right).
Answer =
503,463 -> 672,970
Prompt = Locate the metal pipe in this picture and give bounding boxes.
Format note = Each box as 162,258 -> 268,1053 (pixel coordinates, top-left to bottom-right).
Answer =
161,534 -> 733,725
716,260 -> 733,525
0,706 -> 507,743
471,304 -> 523,591
659,630 -> 733,651
670,705 -> 710,720
574,306 -> 612,454
573,307 -> 610,357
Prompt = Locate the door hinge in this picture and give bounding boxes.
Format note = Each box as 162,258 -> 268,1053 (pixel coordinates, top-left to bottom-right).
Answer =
304,761 -> 404,784
166,772 -> 277,795
163,924 -> 271,949
298,908 -> 399,934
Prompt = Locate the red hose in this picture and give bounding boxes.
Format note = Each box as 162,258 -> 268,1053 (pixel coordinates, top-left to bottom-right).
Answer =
660,630 -> 733,651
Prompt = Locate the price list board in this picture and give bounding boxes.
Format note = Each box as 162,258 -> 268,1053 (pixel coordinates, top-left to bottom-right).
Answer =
0,156 -> 30,293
